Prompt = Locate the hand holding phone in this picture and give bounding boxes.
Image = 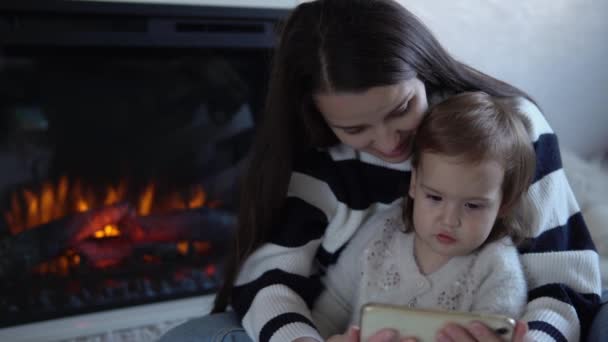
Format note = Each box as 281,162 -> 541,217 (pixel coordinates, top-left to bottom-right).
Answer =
360,303 -> 516,342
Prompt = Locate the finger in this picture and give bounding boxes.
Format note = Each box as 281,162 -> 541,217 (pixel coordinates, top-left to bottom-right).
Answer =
466,321 -> 503,342
512,320 -> 528,342
438,323 -> 474,342
435,330 -> 454,342
368,328 -> 399,342
400,338 -> 418,342
348,326 -> 361,342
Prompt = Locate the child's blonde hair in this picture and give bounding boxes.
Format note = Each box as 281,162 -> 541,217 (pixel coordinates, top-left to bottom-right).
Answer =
403,92 -> 536,245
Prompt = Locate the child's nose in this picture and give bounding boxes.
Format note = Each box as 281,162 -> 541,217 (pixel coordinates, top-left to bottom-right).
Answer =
440,204 -> 461,228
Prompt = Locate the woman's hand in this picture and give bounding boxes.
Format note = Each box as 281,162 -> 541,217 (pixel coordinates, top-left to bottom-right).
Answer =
436,320 -> 527,342
293,338 -> 323,342
326,326 -> 361,342
326,326 -> 417,342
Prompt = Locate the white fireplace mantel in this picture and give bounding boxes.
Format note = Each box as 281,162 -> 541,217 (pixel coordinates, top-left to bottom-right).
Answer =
72,0 -> 297,9
0,294 -> 214,342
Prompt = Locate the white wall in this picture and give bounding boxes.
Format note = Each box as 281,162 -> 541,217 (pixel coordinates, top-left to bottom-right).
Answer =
396,0 -> 608,157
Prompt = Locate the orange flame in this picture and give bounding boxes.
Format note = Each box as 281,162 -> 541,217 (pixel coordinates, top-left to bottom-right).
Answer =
3,177 -> 211,235
188,185 -> 206,209
33,249 -> 80,276
177,241 -> 189,255
93,224 -> 121,239
137,183 -> 155,216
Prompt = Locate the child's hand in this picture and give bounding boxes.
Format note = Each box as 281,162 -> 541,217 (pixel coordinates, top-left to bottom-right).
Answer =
327,326 -> 417,342
437,320 -> 527,342
327,326 -> 360,342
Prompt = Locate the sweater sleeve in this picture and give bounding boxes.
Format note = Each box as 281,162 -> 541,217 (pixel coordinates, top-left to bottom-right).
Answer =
230,146 -> 409,342
470,239 -> 527,319
516,98 -> 602,341
232,148 -> 357,342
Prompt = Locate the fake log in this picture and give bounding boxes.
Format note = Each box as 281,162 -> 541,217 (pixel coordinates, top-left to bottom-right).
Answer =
0,204 -> 236,277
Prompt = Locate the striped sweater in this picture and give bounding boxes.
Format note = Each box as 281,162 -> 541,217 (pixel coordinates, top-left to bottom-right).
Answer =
232,98 -> 602,342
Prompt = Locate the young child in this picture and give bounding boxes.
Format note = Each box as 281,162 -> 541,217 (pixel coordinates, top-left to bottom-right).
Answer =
313,91 -> 537,340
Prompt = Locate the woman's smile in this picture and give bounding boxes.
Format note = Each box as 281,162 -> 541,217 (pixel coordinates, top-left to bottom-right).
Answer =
371,135 -> 413,161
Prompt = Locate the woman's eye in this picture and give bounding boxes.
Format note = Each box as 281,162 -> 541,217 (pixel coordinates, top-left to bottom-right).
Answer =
389,106 -> 409,119
397,107 -> 409,117
465,203 -> 482,210
426,194 -> 442,202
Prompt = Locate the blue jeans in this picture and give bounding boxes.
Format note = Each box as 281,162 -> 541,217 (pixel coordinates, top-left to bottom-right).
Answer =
588,290 -> 608,342
161,295 -> 608,342
159,311 -> 252,342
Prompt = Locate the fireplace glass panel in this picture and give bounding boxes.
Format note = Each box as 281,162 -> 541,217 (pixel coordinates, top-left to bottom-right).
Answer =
0,45 -> 270,327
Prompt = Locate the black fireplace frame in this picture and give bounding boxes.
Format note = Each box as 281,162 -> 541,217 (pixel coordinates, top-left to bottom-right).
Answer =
0,0 -> 289,49
0,0 -> 289,327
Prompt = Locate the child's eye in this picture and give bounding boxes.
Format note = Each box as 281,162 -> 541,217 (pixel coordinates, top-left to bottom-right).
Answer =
426,194 -> 442,202
465,203 -> 482,210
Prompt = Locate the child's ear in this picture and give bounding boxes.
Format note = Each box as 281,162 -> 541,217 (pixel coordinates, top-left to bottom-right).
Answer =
408,168 -> 417,199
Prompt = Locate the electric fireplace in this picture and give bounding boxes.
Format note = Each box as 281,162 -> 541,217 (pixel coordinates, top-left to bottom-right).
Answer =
0,0 -> 287,329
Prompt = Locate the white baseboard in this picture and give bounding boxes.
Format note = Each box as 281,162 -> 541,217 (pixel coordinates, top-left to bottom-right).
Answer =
0,294 -> 215,342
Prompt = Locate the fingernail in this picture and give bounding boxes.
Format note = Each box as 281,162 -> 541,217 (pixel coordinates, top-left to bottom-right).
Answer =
436,333 -> 450,342
470,322 -> 485,336
380,329 -> 398,340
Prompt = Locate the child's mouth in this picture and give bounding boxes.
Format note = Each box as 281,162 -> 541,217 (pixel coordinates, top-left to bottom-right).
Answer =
436,233 -> 456,244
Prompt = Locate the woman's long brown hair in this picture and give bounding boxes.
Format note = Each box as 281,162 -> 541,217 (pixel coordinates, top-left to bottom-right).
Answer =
213,0 -> 535,312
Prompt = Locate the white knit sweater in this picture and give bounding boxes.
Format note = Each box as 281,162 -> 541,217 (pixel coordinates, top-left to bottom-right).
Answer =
311,204 -> 527,338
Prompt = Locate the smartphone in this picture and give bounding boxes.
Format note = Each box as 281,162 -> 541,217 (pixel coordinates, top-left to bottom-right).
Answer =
360,303 -> 516,342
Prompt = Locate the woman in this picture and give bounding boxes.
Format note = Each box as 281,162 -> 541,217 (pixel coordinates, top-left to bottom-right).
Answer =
161,0 -> 602,341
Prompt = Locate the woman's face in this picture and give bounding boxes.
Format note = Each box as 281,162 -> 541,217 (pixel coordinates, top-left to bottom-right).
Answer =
314,78 -> 428,163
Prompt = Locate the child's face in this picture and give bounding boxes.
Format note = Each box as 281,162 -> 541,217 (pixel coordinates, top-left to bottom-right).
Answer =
314,78 -> 428,163
409,152 -> 505,269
